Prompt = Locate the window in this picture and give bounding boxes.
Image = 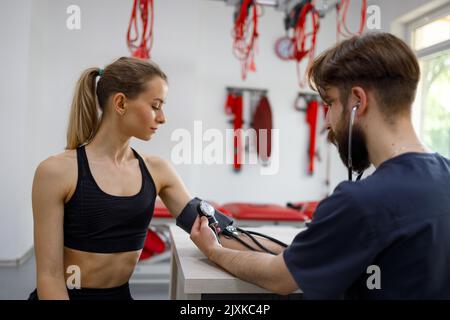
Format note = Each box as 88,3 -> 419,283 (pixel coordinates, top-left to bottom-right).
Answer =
408,6 -> 450,158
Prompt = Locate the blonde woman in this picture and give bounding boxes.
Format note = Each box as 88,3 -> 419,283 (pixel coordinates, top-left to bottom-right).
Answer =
29,57 -> 282,300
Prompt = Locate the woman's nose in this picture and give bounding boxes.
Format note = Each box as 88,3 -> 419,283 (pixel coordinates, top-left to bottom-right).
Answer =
156,110 -> 166,124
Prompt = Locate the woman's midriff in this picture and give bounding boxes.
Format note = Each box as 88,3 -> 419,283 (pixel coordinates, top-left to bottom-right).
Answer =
63,246 -> 141,288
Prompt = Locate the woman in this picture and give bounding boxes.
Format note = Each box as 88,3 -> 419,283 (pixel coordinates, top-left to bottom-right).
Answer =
28,57 -> 282,300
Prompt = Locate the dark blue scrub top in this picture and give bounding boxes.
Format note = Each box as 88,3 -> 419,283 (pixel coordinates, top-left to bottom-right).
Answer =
283,152 -> 450,299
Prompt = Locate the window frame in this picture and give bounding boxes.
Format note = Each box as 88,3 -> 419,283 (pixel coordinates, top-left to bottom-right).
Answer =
405,3 -> 450,157
406,3 -> 450,58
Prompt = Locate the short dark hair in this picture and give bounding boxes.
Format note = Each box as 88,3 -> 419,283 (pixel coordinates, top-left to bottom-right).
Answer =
308,32 -> 420,120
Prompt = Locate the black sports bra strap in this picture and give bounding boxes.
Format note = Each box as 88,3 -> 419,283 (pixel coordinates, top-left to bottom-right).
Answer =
131,148 -> 144,164
77,145 -> 90,179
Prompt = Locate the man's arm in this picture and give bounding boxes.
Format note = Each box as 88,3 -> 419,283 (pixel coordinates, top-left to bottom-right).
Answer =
219,233 -> 285,255
191,216 -> 299,296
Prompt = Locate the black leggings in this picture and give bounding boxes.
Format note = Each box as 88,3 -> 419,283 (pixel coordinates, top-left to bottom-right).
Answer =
28,282 -> 133,300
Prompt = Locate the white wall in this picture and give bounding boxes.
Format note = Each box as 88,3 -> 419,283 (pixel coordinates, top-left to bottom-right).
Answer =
0,0 -> 34,262
1,0 -> 437,261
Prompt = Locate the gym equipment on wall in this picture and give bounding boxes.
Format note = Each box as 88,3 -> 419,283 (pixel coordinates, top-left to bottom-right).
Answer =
252,94 -> 273,166
232,0 -> 260,80
127,0 -> 154,60
225,87 -> 270,172
295,92 -> 328,175
215,1 -> 367,86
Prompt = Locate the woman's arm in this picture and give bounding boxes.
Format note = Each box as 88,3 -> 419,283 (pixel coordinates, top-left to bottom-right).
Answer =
32,157 -> 70,300
146,156 -> 192,217
146,156 -> 285,255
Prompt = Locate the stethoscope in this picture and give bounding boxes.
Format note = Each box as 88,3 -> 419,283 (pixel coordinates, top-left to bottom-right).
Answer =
197,201 -> 288,255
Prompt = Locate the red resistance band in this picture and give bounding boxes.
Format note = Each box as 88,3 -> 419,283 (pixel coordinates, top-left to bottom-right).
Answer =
306,99 -> 319,175
296,94 -> 322,175
291,2 -> 320,87
336,0 -> 367,40
127,0 -> 154,60
233,0 -> 259,80
252,95 -> 273,165
225,92 -> 244,172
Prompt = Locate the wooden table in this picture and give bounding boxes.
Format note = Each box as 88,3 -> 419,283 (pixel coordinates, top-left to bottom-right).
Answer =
169,225 -> 305,300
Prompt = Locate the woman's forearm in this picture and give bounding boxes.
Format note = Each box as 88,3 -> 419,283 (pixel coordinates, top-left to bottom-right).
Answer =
37,275 -> 70,300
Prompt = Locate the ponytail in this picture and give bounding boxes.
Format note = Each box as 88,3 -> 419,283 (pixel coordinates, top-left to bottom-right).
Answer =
66,67 -> 101,149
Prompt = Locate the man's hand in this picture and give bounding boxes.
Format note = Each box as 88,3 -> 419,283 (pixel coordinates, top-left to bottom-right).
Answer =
190,215 -> 222,259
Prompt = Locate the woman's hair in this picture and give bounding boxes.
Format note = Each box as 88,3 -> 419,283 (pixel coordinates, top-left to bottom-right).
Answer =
308,32 -> 420,121
66,57 -> 168,149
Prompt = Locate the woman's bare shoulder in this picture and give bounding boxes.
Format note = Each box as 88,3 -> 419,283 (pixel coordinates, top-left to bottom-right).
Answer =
36,149 -> 77,173
34,149 -> 78,195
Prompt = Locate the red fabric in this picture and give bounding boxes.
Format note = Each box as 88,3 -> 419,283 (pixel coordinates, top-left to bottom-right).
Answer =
288,201 -> 320,219
306,100 -> 319,175
221,203 -> 309,222
252,96 -> 273,164
303,201 -> 319,219
153,200 -> 172,218
139,229 -> 166,261
225,93 -> 244,172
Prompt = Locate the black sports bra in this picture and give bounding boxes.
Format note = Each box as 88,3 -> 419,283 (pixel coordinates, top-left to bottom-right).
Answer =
63,145 -> 157,253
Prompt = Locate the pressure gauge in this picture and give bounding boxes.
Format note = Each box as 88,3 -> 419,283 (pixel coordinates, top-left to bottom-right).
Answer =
198,200 -> 215,218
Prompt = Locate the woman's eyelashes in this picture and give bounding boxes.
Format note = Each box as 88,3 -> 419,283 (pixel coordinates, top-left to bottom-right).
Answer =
151,102 -> 162,111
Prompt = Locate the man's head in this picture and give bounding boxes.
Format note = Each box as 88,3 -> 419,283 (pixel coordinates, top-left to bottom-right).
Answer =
308,32 -> 421,174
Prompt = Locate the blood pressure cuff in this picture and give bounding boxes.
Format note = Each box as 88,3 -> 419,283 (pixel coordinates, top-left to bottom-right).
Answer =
176,197 -> 234,234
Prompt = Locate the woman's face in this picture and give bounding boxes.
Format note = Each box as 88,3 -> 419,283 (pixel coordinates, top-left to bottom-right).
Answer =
120,76 -> 168,141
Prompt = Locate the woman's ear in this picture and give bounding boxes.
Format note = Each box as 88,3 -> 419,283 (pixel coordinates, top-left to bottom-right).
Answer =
112,92 -> 127,116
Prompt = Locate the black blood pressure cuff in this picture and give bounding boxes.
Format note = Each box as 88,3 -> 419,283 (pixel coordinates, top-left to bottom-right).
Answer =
176,197 -> 234,234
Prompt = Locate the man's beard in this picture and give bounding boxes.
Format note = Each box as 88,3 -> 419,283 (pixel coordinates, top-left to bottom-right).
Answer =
327,112 -> 371,174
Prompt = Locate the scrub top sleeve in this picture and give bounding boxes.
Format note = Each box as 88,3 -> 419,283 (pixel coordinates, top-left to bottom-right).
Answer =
283,182 -> 380,299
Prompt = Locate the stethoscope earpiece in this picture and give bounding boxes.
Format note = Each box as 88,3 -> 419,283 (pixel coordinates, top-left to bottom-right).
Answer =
348,102 -> 362,181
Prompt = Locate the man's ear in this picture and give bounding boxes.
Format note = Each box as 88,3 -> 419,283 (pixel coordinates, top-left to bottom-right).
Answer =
351,86 -> 368,117
112,92 -> 127,116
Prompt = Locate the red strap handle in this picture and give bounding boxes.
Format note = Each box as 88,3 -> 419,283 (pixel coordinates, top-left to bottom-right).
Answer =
337,0 -> 367,40
127,0 -> 154,60
292,2 -> 320,87
233,0 -> 259,80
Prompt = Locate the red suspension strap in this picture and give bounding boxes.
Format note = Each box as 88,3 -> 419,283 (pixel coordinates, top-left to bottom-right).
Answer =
233,0 -> 259,80
225,92 -> 244,172
291,2 -> 320,88
336,0 -> 367,40
127,0 -> 154,60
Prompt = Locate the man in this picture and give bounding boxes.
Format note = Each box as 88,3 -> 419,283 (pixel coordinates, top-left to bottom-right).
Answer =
190,32 -> 450,299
